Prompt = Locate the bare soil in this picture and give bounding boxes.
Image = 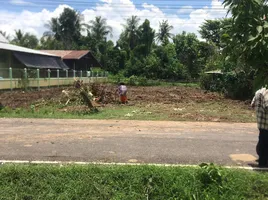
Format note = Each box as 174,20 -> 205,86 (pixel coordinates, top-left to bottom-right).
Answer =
0,84 -> 226,108
0,83 -> 253,122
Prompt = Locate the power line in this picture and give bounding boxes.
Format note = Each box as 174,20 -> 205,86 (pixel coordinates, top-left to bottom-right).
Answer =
0,0 -> 226,8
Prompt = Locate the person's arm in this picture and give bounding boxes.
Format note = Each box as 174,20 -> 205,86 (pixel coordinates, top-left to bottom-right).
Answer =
251,96 -> 256,108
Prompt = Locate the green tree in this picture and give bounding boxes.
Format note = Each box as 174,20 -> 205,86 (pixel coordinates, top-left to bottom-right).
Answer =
38,35 -> 64,50
156,20 -> 174,46
173,31 -> 200,79
122,15 -> 141,50
137,19 -> 155,56
199,19 -> 222,47
106,47 -> 127,74
223,0 -> 268,90
12,29 -> 38,49
199,19 -> 232,48
44,8 -> 84,49
86,16 -> 113,42
0,30 -> 10,41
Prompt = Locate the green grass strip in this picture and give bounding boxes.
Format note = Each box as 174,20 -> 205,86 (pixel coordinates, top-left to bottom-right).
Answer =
0,164 -> 268,199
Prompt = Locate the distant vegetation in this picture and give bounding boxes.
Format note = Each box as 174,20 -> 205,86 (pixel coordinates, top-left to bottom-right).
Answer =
2,0 -> 268,99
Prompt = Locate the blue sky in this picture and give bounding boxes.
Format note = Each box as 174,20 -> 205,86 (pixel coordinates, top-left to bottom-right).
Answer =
3,0 -> 215,18
0,0 -> 226,41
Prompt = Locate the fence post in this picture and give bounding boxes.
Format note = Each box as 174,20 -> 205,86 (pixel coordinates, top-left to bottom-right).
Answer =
48,69 -> 51,88
57,69 -> 59,87
24,68 -> 28,90
66,69 -> 68,78
9,67 -> 13,91
80,70 -> 82,79
73,70 -> 76,78
37,69 -> 40,91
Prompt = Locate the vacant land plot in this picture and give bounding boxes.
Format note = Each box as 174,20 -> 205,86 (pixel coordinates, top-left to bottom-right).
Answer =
0,84 -> 255,122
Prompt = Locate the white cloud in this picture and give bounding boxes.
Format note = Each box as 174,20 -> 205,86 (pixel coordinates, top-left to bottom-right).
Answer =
177,6 -> 194,14
0,0 -> 228,42
9,0 -> 33,5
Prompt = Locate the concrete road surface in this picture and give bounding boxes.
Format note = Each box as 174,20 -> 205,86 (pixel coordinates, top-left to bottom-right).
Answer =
0,118 -> 259,166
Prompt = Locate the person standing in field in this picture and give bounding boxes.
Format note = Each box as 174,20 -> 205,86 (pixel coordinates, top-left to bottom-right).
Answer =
251,87 -> 268,167
117,82 -> 128,104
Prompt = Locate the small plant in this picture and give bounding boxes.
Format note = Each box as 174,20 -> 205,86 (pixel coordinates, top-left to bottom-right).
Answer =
30,105 -> 35,113
199,163 -> 224,191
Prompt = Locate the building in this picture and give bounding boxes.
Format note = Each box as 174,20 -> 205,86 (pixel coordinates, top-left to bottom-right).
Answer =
0,33 -> 68,78
40,50 -> 102,71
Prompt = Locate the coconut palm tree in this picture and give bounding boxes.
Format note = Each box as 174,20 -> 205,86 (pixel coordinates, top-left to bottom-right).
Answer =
122,15 -> 141,50
12,29 -> 38,49
0,30 -> 10,41
156,20 -> 174,46
86,16 -> 113,42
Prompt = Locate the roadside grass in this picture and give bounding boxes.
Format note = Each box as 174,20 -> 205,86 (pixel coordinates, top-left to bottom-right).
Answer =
0,100 -> 256,122
0,164 -> 268,199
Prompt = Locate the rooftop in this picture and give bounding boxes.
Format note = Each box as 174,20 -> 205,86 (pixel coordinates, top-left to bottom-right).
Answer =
40,50 -> 90,59
0,42 -> 59,57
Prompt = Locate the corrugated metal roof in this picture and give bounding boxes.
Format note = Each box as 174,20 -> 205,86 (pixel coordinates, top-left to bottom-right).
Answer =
0,42 -> 58,57
64,50 -> 89,59
0,33 -> 8,43
40,50 -> 90,59
40,50 -> 72,58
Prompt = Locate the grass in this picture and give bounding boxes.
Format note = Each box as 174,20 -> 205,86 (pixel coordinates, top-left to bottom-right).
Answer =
0,101 -> 256,123
0,164 -> 268,200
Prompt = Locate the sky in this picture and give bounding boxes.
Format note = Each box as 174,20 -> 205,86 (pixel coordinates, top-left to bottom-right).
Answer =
0,0 -> 228,42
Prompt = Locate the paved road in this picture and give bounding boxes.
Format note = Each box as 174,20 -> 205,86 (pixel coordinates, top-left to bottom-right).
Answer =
0,118 -> 259,166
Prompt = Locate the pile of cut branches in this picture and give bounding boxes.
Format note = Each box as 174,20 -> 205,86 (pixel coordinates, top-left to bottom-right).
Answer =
61,79 -> 98,112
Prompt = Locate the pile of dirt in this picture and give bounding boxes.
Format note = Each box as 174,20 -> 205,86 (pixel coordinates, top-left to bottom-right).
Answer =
0,83 -> 224,109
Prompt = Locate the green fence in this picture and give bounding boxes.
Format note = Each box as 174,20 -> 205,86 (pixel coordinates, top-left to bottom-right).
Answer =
0,68 -> 109,90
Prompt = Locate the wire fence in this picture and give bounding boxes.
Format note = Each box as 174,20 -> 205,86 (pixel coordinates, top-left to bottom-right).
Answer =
0,67 -> 109,90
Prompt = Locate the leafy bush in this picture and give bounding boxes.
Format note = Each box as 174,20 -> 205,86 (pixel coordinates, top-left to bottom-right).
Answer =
222,72 -> 253,100
200,71 -> 253,100
200,73 -> 224,92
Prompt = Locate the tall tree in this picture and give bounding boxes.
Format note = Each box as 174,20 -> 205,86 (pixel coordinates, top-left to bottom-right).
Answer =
138,19 -> 155,56
44,8 -> 84,49
122,15 -> 141,50
223,0 -> 268,87
87,16 -> 112,42
156,20 -> 174,46
199,18 -> 232,48
0,30 -> 10,41
12,29 -> 38,49
173,31 -> 200,78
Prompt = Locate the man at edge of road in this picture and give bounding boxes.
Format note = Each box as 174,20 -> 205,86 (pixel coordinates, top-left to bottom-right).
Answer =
251,88 -> 268,167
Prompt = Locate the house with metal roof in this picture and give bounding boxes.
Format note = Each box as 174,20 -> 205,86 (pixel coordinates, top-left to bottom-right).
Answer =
40,50 -> 102,71
0,33 -> 68,78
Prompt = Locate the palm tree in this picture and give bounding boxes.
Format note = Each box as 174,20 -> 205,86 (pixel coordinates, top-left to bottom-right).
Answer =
156,20 -> 174,46
12,29 -> 25,46
12,29 -> 38,49
43,8 -> 84,49
86,16 -> 113,42
0,30 -> 10,41
122,15 -> 141,50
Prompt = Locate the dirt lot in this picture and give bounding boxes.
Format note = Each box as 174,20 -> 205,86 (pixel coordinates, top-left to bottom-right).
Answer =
0,83 -> 254,122
0,84 -> 225,108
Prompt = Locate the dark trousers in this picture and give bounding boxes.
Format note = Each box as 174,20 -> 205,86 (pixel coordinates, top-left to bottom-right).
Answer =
257,129 -> 268,166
